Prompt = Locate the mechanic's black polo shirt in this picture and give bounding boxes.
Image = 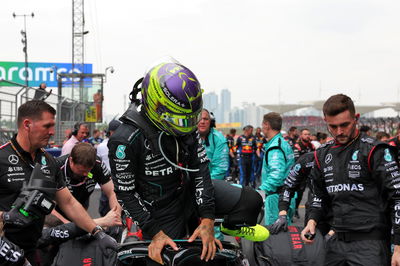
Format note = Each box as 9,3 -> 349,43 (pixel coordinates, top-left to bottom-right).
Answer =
56,155 -> 111,211
0,135 -> 66,251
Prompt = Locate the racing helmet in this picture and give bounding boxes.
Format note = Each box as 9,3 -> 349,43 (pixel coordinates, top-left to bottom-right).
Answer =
141,61 -> 203,136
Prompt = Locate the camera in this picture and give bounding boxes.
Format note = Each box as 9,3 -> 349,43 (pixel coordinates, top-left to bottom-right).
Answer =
12,164 -> 57,219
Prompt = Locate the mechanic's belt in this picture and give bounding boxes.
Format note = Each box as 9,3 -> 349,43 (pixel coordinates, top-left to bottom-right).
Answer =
337,229 -> 385,242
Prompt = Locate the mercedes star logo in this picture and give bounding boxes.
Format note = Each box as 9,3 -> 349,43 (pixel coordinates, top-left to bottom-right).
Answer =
8,155 -> 19,165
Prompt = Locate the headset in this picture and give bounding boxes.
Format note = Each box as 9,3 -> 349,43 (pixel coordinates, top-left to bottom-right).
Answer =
202,109 -> 217,147
72,122 -> 86,136
202,109 -> 216,128
209,111 -> 216,128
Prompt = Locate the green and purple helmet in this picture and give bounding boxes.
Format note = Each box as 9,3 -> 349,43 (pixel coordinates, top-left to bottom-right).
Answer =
141,62 -> 203,136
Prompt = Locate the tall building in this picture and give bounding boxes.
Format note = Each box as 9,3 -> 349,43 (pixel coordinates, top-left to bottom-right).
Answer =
229,107 -> 245,126
203,92 -> 218,115
219,89 -> 231,123
240,102 -> 267,128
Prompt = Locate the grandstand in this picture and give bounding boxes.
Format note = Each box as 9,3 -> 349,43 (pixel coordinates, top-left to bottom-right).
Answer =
281,116 -> 399,137
261,101 -> 396,116
259,101 -> 400,136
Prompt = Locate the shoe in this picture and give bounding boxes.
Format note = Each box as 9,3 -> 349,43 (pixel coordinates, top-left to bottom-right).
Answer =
220,224 -> 270,242
294,210 -> 300,219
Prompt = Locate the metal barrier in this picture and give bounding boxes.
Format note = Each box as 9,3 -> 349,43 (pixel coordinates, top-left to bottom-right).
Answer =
0,78 -> 92,145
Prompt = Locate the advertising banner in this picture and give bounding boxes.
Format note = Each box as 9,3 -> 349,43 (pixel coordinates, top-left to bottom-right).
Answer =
0,61 -> 93,87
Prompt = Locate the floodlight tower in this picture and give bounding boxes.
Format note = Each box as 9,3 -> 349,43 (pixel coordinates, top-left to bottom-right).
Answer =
72,0 -> 88,101
13,12 -> 34,87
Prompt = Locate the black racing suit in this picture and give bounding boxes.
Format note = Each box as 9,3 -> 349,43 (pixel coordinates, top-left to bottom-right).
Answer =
108,115 -> 216,239
308,133 -> 400,265
388,136 -> 400,161
292,140 -> 315,214
278,152 -> 330,235
293,140 -> 315,161
55,155 -> 111,217
278,152 -> 314,212
253,134 -> 266,186
284,136 -> 297,149
0,135 -> 65,263
108,109 -> 263,240
37,223 -> 87,266
226,135 -> 236,179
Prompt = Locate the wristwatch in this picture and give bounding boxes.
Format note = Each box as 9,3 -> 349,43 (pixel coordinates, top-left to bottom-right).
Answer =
91,225 -> 103,236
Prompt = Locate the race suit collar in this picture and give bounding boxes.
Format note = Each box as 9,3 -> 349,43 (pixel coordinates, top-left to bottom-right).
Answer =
266,132 -> 282,145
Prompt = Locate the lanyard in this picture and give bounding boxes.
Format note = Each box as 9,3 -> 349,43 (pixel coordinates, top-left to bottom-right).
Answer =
9,141 -> 35,169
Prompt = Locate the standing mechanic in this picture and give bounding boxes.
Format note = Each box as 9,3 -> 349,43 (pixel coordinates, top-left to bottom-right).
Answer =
54,142 -> 122,223
0,100 -> 116,265
259,112 -> 295,225
108,61 -> 268,265
301,94 -> 400,266
197,109 -> 229,180
236,125 -> 257,187
284,126 -> 298,148
292,128 -> 315,219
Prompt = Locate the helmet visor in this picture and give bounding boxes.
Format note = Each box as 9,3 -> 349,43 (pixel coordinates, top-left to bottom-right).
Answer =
162,111 -> 201,129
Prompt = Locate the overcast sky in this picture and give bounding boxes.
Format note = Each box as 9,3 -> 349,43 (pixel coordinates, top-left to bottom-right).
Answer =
2,0 -> 400,118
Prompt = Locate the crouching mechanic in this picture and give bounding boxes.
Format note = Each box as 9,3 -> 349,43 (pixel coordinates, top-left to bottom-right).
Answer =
302,94 -> 400,266
53,142 -> 122,223
109,60 -> 269,265
0,100 -> 117,265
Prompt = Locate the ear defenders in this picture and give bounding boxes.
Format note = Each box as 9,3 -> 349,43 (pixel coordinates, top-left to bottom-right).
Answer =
72,122 -> 85,136
209,112 -> 216,128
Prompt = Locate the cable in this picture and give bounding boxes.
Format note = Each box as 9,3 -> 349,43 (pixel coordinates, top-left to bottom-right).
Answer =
158,131 -> 199,172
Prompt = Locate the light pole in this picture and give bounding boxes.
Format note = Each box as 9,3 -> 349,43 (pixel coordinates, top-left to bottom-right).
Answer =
102,66 -> 115,121
13,12 -> 34,88
104,66 -> 114,83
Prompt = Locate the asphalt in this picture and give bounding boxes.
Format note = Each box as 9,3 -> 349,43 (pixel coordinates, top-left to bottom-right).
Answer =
88,188 -> 102,219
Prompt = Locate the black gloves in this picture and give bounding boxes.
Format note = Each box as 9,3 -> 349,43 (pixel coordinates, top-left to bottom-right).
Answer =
93,229 -> 118,256
2,208 -> 34,228
268,215 -> 288,234
0,236 -> 25,265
